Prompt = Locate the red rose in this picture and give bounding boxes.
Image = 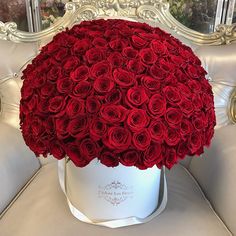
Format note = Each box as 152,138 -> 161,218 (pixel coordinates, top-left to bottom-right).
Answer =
177,83 -> 192,97
177,141 -> 189,159
122,47 -> 138,59
109,38 -> 127,51
151,40 -> 167,56
57,78 -> 73,94
192,93 -> 203,111
47,67 -> 62,83
187,65 -> 199,78
170,55 -> 187,68
144,142 -> 162,167
21,84 -> 33,100
27,94 -> 39,112
148,120 -> 166,142
127,59 -> 145,74
53,32 -> 77,48
40,82 -> 55,98
140,48 -> 157,65
200,78 -> 212,93
93,77 -> 114,94
108,52 -> 124,68
86,96 -> 101,114
131,35 -> 148,49
175,69 -> 188,83
66,143 -> 89,167
164,74 -> 178,86
164,41 -> 177,53
66,98 -> 84,118
163,86 -> 181,104
44,117 -> 54,134
126,86 -> 148,107
187,80 -> 202,93
127,109 -> 149,132
138,32 -> 155,41
79,138 -> 98,162
63,56 -> 80,74
120,150 -> 140,166
55,117 -> 70,139
90,60 -> 111,78
165,127 -> 180,146
141,76 -> 160,92
31,117 -> 44,137
92,37 -> 107,47
88,30 -> 103,38
188,131 -> 202,154
149,65 -> 167,80
54,48 -> 69,61
206,108 -> 216,126
33,139 -> 48,156
67,115 -> 88,139
37,98 -> 49,114
70,65 -> 89,82
133,129 -> 151,151
90,118 -> 107,141
164,147 -> 177,169
202,93 -> 214,109
113,68 -> 135,88
72,39 -> 90,55
46,41 -> 59,54
104,127 -> 131,151
105,29 -> 120,39
159,59 -> 175,72
179,98 -> 194,116
192,117 -> 205,131
100,104 -> 127,124
105,88 -> 122,104
99,150 -> 119,167
148,94 -> 166,116
180,119 -> 193,136
49,96 -> 66,113
72,81 -> 92,98
165,108 -> 183,127
31,75 -> 46,88
49,141 -> 65,160
85,47 -> 104,64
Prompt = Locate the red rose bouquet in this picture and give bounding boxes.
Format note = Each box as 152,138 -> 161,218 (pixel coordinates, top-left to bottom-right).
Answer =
20,19 -> 216,170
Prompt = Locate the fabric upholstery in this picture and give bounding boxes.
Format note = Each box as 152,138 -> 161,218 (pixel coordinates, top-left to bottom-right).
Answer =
0,40 -> 38,129
0,123 -> 40,214
189,124 -> 236,235
0,162 -> 231,236
195,43 -> 236,84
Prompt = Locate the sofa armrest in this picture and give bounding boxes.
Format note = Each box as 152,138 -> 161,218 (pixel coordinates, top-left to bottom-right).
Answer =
189,125 -> 236,235
0,123 -> 40,214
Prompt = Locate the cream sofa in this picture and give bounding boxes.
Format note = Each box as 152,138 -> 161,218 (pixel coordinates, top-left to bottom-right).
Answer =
0,2 -> 236,236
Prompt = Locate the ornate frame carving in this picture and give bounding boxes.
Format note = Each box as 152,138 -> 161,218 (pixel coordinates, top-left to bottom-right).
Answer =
0,0 -> 235,45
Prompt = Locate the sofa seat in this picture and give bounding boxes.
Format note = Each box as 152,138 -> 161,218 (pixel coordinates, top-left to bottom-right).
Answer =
0,162 -> 231,236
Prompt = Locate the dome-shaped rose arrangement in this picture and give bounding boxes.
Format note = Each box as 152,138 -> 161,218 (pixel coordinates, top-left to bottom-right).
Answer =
20,19 -> 216,170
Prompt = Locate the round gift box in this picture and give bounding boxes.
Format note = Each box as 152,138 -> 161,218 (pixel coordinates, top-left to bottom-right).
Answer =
58,158 -> 161,222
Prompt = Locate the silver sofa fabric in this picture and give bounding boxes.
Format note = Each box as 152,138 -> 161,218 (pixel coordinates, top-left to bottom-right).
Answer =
0,161 -> 231,236
0,123 -> 40,213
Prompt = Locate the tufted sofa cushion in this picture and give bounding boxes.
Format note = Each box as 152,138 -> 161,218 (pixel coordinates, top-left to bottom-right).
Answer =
0,162 -> 231,236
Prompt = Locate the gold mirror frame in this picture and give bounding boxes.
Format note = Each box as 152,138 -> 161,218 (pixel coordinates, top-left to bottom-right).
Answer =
0,0 -> 235,45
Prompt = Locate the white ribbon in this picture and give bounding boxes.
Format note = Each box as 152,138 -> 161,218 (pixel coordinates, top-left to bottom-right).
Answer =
58,159 -> 168,228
